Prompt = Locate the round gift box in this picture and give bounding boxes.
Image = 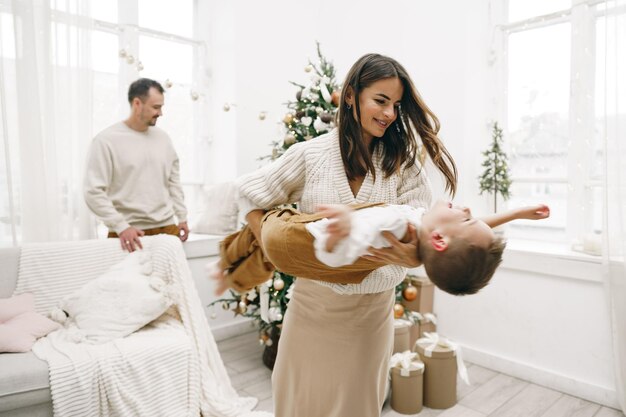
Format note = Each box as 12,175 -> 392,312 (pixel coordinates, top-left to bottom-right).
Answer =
393,319 -> 411,354
414,337 -> 457,409
390,361 -> 424,414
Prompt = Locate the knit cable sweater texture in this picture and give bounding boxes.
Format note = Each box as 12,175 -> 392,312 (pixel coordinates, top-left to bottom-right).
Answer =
237,129 -> 432,295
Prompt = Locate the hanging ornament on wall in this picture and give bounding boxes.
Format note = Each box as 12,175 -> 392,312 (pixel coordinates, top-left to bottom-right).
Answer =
126,55 -> 135,65
164,79 -> 173,89
258,111 -> 267,121
190,90 -> 199,101
136,61 -> 144,72
223,103 -> 231,112
118,48 -> 128,58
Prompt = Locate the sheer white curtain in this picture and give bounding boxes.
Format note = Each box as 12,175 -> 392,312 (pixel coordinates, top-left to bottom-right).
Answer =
0,0 -> 97,246
601,0 -> 626,411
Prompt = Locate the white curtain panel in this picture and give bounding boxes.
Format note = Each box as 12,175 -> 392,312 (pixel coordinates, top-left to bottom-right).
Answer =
0,0 -> 97,246
601,0 -> 626,411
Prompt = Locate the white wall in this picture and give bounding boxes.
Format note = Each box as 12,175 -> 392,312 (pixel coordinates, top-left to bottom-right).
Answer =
201,0 -> 619,407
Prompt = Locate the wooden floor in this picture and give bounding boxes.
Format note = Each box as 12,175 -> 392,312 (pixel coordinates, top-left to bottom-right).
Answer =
217,330 -> 624,417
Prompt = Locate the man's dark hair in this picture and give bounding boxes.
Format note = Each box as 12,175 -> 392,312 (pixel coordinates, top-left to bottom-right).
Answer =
127,78 -> 164,104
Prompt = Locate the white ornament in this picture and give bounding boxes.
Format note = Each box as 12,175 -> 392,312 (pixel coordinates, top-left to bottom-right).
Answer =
315,107 -> 323,114
268,306 -> 283,322
223,103 -> 231,112
247,288 -> 258,301
118,49 -> 128,58
304,64 -> 313,73
210,312 -> 217,319
320,85 -> 332,103
258,111 -> 267,121
301,116 -> 313,127
314,117 -> 330,133
164,79 -> 173,89
126,55 -> 135,65
136,61 -> 144,71
190,91 -> 199,101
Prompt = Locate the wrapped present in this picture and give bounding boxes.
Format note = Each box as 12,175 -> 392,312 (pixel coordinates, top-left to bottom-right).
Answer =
401,275 -> 434,314
389,351 -> 424,415
414,332 -> 469,409
393,319 -> 411,354
419,312 -> 437,338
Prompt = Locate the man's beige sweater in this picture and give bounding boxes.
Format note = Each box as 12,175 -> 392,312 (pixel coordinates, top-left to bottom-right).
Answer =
84,122 -> 187,234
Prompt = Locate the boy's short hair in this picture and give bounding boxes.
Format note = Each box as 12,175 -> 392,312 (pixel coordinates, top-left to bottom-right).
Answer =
421,237 -> 506,295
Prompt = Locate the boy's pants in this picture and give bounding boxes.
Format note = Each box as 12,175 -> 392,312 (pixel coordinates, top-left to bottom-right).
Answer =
221,204 -> 386,293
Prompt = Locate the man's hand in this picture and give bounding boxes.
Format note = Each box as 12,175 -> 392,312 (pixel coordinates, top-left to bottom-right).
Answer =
361,223 -> 422,268
178,221 -> 190,242
315,204 -> 353,252
119,227 -> 145,252
516,204 -> 550,220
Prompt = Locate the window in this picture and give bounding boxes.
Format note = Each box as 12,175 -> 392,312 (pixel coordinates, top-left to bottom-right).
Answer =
501,0 -> 625,244
0,0 -> 206,245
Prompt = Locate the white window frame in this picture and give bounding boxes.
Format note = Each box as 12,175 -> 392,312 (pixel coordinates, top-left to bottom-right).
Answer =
496,0 -> 622,244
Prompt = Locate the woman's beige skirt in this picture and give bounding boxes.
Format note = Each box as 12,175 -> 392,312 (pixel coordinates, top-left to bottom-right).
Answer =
272,278 -> 395,417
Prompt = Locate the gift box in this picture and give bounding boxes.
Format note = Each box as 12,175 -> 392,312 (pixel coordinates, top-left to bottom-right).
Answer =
401,275 -> 434,314
389,352 -> 424,415
414,333 -> 469,409
419,313 -> 437,339
393,319 -> 411,354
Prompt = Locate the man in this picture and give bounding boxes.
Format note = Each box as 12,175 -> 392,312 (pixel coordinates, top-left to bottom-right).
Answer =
84,78 -> 189,252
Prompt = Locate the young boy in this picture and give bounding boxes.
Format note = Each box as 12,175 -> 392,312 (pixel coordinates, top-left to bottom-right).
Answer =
211,201 -> 549,296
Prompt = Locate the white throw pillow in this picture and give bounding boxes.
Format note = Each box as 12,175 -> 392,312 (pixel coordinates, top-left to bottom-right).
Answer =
51,251 -> 176,344
191,181 -> 239,235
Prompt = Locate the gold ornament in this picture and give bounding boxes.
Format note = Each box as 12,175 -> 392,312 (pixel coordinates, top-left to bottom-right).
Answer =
238,300 -> 247,314
304,64 -> 313,73
126,55 -> 135,65
223,103 -> 231,112
273,278 -> 285,291
402,284 -> 418,301
258,111 -> 267,120
284,133 -> 296,146
331,90 -> 340,106
283,113 -> 294,124
164,79 -> 173,89
393,303 -> 405,319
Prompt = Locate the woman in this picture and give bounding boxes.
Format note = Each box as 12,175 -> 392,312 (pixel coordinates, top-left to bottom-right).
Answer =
238,53 -> 457,417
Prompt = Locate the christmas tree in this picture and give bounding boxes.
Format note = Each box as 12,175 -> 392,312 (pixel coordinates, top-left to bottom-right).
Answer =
208,42 -> 340,368
478,122 -> 512,212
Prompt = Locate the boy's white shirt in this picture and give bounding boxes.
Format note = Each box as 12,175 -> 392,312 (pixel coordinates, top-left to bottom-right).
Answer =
305,205 -> 426,267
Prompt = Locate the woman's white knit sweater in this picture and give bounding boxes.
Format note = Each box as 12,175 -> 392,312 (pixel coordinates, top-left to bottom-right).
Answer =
237,129 -> 432,295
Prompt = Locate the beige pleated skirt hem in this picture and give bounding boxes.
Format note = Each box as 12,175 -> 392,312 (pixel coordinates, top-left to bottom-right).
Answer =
272,278 -> 395,417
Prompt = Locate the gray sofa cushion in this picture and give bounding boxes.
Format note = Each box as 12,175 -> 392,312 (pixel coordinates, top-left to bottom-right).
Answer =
0,247 -> 20,298
0,352 -> 50,413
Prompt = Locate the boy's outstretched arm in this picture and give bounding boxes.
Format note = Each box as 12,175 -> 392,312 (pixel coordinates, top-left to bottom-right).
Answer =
481,204 -> 550,228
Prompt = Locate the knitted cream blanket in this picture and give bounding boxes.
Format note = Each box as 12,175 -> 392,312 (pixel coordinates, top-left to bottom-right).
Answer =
14,235 -> 272,417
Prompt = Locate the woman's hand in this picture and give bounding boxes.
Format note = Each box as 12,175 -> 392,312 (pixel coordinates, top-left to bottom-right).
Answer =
360,223 -> 422,268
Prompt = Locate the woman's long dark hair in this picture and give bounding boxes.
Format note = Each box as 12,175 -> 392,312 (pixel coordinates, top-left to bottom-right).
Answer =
336,53 -> 457,196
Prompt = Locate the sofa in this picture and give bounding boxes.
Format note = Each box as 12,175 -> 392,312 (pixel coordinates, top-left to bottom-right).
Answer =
0,235 -> 266,417
0,246 -> 52,417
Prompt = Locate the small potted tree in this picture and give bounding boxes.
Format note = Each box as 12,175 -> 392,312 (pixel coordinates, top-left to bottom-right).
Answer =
478,122 -> 512,214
